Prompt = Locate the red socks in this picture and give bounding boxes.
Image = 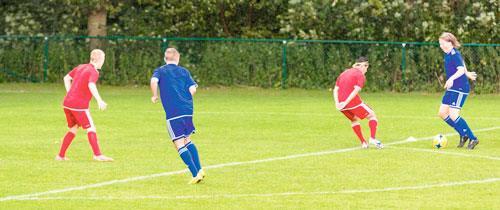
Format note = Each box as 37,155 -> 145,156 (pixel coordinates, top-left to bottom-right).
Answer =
58,132 -> 75,157
87,132 -> 102,156
369,120 -> 378,139
351,123 -> 366,143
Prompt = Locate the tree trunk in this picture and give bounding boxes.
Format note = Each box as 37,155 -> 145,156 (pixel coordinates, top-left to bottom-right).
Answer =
88,7 -> 107,50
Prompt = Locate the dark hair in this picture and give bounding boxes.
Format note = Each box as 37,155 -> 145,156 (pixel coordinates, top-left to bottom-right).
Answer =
356,56 -> 369,63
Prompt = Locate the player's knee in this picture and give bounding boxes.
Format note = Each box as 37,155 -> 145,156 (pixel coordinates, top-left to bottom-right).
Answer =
86,127 -> 96,133
449,113 -> 459,121
438,110 -> 448,119
69,126 -> 78,134
367,112 -> 377,120
173,139 -> 186,150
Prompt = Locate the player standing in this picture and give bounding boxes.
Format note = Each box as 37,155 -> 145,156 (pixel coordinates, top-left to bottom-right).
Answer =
333,57 -> 383,149
56,49 -> 113,161
438,32 -> 479,149
150,48 -> 205,184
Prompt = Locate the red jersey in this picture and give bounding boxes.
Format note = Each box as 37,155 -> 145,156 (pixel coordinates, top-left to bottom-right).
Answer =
335,68 -> 366,109
63,64 -> 100,109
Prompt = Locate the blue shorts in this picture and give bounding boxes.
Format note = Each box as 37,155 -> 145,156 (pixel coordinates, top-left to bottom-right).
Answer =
442,89 -> 468,109
166,115 -> 195,141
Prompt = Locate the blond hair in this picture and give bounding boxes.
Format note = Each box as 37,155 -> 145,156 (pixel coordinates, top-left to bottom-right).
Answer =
439,32 -> 461,48
164,48 -> 180,62
90,49 -> 105,62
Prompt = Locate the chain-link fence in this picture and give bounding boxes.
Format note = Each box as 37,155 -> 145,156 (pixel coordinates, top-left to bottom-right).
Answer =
1,36 -> 498,93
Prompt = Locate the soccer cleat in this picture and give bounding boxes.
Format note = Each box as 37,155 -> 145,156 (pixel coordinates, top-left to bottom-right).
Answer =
55,155 -> 69,161
361,142 -> 369,149
369,138 -> 384,149
467,139 -> 479,150
93,155 -> 114,162
188,172 -> 204,185
198,168 -> 206,178
457,136 -> 469,148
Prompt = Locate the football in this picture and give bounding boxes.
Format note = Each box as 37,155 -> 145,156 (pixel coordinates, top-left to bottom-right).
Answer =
433,134 -> 448,149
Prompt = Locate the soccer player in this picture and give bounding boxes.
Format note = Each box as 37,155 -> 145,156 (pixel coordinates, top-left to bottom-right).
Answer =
56,49 -> 113,162
438,32 -> 478,149
150,48 -> 205,184
333,57 -> 383,149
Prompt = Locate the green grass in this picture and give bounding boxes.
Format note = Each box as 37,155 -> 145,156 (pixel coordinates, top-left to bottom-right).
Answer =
0,83 -> 499,209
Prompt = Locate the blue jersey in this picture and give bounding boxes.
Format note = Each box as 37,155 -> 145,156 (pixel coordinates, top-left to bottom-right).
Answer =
444,48 -> 469,93
152,64 -> 197,119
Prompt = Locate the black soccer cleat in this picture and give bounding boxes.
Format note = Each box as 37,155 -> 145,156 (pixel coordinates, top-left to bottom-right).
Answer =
467,139 -> 479,150
457,136 -> 469,148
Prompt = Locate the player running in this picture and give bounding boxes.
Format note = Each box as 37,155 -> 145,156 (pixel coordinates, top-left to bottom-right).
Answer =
333,57 -> 383,149
150,48 -> 205,184
438,32 -> 479,149
56,49 -> 113,161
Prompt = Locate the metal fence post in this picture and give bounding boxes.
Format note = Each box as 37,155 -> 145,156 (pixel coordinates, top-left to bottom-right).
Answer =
401,43 -> 406,88
161,38 -> 168,54
281,40 -> 287,89
43,36 -> 49,82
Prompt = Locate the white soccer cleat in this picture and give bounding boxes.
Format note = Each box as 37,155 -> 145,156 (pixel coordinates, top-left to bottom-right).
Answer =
55,155 -> 69,161
93,155 -> 114,162
369,138 -> 384,149
361,142 -> 369,149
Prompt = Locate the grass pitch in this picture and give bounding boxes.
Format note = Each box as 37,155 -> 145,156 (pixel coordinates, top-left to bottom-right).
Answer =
0,83 -> 499,209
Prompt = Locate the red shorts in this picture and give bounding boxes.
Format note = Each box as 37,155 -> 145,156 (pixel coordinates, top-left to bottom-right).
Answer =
341,103 -> 374,121
63,108 -> 94,129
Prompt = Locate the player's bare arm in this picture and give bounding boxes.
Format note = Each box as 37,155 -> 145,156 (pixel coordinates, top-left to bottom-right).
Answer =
464,66 -> 477,81
150,77 -> 159,103
444,67 -> 465,89
189,85 -> 197,96
339,86 -> 361,109
63,74 -> 72,92
333,86 -> 342,110
88,82 -> 107,110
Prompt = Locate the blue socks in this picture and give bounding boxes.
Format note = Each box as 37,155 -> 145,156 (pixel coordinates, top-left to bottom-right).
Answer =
454,117 -> 477,140
186,142 -> 202,171
443,116 -> 477,140
178,146 -> 198,177
444,116 -> 464,136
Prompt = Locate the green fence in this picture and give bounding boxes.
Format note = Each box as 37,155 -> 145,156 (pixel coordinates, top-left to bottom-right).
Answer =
0,35 -> 498,93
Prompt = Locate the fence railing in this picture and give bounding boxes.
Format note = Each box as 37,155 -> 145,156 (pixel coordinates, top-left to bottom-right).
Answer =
0,35 -> 498,93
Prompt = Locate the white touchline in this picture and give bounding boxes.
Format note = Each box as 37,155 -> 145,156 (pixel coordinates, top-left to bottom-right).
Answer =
388,146 -> 500,161
14,178 -> 500,201
195,111 -> 500,121
1,126 -> 499,202
141,110 -> 500,121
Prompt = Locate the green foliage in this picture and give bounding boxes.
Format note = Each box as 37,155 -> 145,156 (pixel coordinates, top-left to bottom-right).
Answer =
1,1 -> 498,42
0,1 -> 498,92
0,37 -> 498,93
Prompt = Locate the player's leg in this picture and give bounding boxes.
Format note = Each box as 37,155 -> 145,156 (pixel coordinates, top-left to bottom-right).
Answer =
169,118 -> 199,182
183,116 -> 203,175
79,110 -> 113,161
442,91 -> 477,148
174,138 -> 201,184
439,91 -> 468,144
363,104 -> 378,141
57,109 -> 79,160
449,107 -> 478,149
350,118 -> 367,147
57,125 -> 78,160
185,136 -> 205,178
343,109 -> 367,147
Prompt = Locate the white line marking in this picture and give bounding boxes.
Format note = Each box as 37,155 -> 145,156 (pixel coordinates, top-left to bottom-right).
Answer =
196,111 -> 500,120
17,178 -> 500,201
1,126 -> 499,202
138,110 -> 500,121
389,146 -> 500,161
